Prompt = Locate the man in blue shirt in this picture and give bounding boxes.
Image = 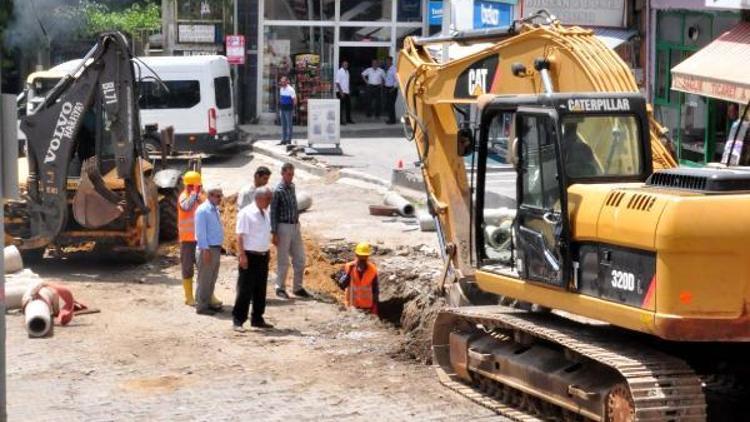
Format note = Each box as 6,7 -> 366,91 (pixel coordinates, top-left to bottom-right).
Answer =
194,184 -> 225,315
278,76 -> 296,148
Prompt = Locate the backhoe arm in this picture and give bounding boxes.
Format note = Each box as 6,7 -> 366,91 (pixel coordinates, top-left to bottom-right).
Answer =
397,20 -> 676,278
18,32 -> 143,249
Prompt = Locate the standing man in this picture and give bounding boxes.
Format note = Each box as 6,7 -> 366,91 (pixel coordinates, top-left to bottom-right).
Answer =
238,166 -> 272,210
335,242 -> 379,316
233,187 -> 275,331
361,59 -> 385,119
335,60 -> 354,125
194,184 -> 225,315
178,171 -> 203,306
271,163 -> 309,299
384,57 -> 398,124
278,76 -> 296,147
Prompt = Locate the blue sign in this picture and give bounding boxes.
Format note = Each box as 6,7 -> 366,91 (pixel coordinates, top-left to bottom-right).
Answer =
429,0 -> 443,26
473,1 -> 512,29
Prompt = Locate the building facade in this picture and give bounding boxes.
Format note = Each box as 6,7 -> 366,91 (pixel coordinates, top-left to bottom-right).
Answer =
647,0 -> 745,165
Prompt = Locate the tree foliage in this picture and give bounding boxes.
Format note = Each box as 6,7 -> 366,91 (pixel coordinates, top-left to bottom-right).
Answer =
81,1 -> 161,35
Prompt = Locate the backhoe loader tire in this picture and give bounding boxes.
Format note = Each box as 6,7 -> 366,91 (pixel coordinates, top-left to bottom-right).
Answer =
159,188 -> 179,241
133,179 -> 160,263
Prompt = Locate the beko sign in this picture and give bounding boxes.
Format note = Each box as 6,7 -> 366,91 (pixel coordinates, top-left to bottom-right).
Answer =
523,0 -> 627,27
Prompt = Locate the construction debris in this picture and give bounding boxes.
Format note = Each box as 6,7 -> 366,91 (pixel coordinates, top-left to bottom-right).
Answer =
383,192 -> 415,217
416,210 -> 436,232
368,204 -> 399,216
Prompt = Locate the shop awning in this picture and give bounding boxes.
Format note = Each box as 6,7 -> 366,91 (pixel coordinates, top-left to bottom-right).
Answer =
591,28 -> 637,50
671,22 -> 750,104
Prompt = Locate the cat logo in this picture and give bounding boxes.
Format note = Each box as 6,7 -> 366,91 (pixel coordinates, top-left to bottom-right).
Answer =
468,68 -> 488,96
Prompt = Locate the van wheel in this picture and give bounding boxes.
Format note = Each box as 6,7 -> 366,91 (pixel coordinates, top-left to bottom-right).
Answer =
159,187 -> 179,241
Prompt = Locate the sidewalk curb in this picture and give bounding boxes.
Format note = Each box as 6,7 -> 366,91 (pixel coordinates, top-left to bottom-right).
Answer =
250,142 -> 328,177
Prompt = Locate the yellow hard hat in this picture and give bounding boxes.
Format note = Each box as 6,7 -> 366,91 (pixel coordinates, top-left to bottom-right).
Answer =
183,171 -> 201,186
354,242 -> 372,256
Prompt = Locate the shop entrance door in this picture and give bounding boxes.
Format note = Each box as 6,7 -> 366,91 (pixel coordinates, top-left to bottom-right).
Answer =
339,46 -> 390,122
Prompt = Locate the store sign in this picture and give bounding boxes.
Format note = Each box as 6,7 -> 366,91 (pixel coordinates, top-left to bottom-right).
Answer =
178,24 -> 216,44
705,0 -> 750,9
429,1 -> 443,26
225,35 -> 245,65
473,1 -> 512,29
523,0 -> 626,28
672,74 -> 750,105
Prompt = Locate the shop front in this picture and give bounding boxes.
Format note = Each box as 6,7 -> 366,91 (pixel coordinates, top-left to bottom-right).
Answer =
649,5 -> 742,165
256,0 -> 424,122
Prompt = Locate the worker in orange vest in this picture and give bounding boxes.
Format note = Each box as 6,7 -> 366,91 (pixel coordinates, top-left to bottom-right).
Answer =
178,171 -> 222,308
336,242 -> 379,316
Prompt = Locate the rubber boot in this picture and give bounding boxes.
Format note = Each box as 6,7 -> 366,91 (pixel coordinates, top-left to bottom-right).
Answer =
183,278 -> 195,306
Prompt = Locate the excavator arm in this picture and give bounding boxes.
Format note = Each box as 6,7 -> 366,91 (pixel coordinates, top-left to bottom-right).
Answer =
17,32 -> 146,249
396,16 -> 676,280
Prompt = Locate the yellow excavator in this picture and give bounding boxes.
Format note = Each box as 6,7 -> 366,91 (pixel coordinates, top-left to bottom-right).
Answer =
398,11 -> 750,421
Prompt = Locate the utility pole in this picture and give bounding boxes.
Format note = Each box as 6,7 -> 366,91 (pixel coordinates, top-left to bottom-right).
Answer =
0,58 -> 20,422
233,0 -> 240,123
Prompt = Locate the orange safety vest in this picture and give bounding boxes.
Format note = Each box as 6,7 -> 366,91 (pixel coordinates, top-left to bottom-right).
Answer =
344,261 -> 377,309
178,190 -> 204,242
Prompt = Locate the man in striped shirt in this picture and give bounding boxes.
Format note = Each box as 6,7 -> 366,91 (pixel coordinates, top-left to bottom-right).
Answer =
271,163 -> 309,299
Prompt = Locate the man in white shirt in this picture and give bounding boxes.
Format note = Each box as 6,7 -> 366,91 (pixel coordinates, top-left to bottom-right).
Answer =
335,60 -> 354,125
361,59 -> 385,118
384,56 -> 398,124
232,186 -> 274,331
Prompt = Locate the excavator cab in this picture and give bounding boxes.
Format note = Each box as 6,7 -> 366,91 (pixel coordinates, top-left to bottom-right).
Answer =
474,93 -> 652,289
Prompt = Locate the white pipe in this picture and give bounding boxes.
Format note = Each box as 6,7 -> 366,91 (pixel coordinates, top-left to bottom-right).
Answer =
24,300 -> 52,338
6,284 -> 29,310
4,246 -> 23,274
296,192 -> 313,212
384,192 -> 415,217
417,210 -> 436,231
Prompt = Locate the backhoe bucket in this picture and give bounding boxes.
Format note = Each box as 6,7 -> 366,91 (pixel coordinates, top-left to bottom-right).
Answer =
73,170 -> 123,229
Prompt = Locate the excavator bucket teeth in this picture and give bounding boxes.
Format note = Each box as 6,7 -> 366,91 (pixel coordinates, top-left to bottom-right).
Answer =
73,170 -> 123,229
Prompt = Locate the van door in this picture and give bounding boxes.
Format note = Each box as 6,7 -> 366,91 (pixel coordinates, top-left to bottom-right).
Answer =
213,74 -> 234,135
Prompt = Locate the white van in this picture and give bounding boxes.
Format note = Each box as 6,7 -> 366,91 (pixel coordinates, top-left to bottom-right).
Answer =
24,55 -> 238,154
137,55 -> 238,153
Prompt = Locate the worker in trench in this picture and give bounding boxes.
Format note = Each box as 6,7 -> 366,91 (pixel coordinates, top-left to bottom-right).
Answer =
177,171 -> 222,308
335,242 -> 379,316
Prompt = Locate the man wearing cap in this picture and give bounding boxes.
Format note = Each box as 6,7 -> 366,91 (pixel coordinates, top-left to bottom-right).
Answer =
194,184 -> 225,315
335,242 -> 379,316
178,171 -> 204,306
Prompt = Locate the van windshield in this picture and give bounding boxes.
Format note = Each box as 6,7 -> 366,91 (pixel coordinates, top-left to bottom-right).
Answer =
138,80 -> 200,109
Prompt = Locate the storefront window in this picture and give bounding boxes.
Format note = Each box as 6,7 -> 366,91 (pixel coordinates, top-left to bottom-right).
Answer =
678,93 -> 708,162
262,26 -> 334,113
398,0 -> 422,22
264,0 -> 335,21
341,0 -> 392,21
340,26 -> 391,42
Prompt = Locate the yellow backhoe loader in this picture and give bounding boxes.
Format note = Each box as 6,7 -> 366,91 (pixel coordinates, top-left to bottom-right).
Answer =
4,32 -> 182,261
398,11 -> 750,421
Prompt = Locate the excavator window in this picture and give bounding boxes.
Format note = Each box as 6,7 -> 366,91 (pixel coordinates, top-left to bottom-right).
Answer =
561,115 -> 642,179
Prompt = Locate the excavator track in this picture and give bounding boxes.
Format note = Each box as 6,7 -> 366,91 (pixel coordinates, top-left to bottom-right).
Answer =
433,306 -> 707,421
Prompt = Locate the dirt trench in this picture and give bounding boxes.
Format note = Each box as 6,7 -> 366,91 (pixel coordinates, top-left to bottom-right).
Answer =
220,191 -> 445,364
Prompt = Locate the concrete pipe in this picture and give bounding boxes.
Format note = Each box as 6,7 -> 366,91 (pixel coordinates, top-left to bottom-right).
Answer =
483,207 -> 516,225
24,299 -> 53,338
416,210 -> 436,232
485,220 -> 513,249
4,245 -> 23,274
6,283 -> 31,310
383,192 -> 415,217
297,192 -> 313,212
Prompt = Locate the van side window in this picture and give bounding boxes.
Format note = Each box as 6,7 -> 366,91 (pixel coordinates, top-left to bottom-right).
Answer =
138,80 -> 200,109
214,77 -> 232,110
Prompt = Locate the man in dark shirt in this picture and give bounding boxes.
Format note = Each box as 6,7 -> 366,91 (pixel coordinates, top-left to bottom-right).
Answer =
271,163 -> 309,299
